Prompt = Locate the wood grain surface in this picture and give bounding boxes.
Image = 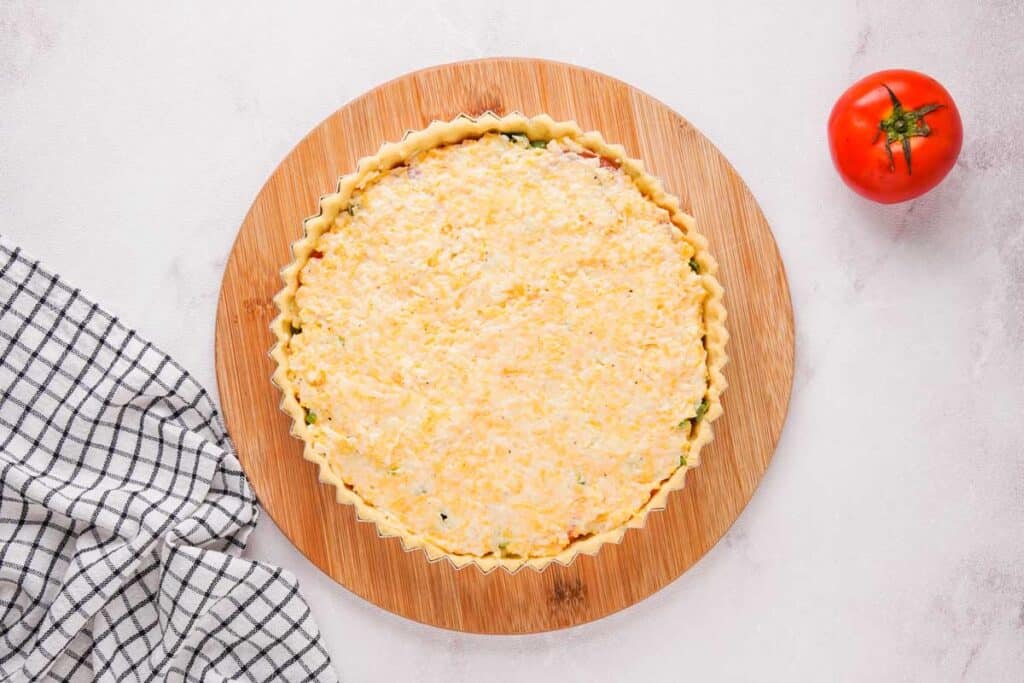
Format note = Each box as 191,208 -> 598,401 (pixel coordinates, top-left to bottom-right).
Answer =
215,58 -> 794,634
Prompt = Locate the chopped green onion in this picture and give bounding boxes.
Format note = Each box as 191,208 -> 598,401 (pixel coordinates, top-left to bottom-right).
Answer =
304,410 -> 317,425
530,139 -> 549,148
679,455 -> 688,467
678,399 -> 709,431
689,258 -> 701,274
498,541 -> 509,551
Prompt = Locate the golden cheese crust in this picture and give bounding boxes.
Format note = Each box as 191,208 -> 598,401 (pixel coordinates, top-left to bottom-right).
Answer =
272,114 -> 727,572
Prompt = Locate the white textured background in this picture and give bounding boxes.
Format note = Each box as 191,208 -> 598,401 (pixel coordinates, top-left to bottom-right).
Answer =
2,1 -> 1022,681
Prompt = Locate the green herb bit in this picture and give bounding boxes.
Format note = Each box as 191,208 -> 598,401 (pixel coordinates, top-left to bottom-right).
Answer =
337,335 -> 345,345
677,419 -> 692,430
688,258 -> 701,274
498,541 -> 509,551
530,139 -> 549,148
577,474 -> 587,486
679,455 -> 688,467
388,465 -> 401,475
346,203 -> 357,216
694,398 -> 710,422
304,409 -> 317,425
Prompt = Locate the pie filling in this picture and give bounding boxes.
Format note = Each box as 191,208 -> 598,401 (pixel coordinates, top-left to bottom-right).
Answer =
286,132 -> 710,559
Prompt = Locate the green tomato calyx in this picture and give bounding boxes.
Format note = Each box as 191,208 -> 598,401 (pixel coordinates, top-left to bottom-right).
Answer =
875,84 -> 944,175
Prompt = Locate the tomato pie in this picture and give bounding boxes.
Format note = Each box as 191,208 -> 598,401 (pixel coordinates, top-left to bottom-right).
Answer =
272,114 -> 727,571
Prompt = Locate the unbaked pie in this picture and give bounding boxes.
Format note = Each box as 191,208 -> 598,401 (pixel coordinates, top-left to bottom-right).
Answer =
272,114 -> 727,571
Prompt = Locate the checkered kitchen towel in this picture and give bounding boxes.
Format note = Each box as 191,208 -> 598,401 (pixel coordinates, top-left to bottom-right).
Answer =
0,237 -> 337,682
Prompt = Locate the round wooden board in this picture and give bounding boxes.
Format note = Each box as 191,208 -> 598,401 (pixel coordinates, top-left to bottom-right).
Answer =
215,58 -> 794,634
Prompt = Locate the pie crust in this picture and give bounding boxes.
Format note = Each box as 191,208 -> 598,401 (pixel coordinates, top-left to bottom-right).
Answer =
271,113 -> 728,571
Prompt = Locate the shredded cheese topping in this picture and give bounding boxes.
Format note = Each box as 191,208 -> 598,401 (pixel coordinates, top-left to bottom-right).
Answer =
288,134 -> 708,559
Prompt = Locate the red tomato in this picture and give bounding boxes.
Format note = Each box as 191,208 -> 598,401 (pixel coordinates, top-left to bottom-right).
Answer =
828,69 -> 962,204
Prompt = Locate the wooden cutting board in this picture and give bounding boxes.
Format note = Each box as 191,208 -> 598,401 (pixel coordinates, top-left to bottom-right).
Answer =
215,58 -> 794,634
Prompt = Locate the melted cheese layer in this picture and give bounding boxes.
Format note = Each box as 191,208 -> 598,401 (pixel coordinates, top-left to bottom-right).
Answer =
288,134 -> 708,558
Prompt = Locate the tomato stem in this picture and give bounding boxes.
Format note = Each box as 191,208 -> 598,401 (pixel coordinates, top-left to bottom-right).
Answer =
873,83 -> 944,175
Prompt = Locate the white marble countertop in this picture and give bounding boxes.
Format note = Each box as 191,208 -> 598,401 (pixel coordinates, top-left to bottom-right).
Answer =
3,1 -> 1022,680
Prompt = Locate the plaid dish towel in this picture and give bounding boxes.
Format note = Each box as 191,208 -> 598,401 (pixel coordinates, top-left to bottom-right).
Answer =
0,238 -> 337,682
